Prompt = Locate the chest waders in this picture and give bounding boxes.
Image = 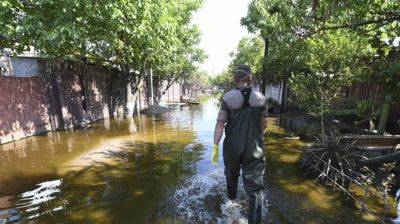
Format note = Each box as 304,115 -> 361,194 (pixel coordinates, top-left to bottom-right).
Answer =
222,87 -> 266,224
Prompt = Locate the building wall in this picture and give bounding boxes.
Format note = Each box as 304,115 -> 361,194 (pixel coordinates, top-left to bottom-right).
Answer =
0,76 -> 52,144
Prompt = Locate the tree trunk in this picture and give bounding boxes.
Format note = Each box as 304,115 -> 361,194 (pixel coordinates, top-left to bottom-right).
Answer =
377,94 -> 393,134
311,0 -> 318,18
148,67 -> 154,106
261,37 -> 270,94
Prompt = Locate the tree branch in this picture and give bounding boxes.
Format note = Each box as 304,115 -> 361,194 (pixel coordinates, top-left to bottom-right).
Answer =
163,71 -> 185,93
305,16 -> 400,37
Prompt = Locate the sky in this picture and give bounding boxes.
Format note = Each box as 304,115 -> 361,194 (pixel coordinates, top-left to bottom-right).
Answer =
193,0 -> 252,76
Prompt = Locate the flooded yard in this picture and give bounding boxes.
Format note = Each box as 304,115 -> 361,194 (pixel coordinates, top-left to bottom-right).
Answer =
0,98 -> 394,223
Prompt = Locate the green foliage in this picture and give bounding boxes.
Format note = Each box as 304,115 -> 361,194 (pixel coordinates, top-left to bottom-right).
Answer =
289,30 -> 369,116
210,70 -> 233,90
229,36 -> 264,82
212,36 -> 264,89
0,0 -> 205,84
242,0 -> 400,133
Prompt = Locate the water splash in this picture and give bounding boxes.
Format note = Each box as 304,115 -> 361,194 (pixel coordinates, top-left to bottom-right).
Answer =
219,199 -> 247,224
163,168 -> 268,223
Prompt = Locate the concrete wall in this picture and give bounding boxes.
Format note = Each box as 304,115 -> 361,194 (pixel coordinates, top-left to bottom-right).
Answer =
38,60 -> 129,129
0,76 -> 52,144
0,59 -> 130,144
85,65 -> 111,121
49,61 -> 87,129
0,58 -> 198,144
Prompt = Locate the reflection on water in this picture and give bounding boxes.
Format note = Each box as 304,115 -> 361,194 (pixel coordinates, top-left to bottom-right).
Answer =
16,179 -> 64,220
0,97 -> 394,223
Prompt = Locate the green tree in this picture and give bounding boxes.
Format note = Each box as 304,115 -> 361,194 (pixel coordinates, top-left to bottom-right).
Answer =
211,70 -> 232,90
229,36 -> 264,82
242,0 -> 400,134
289,30 -> 370,133
1,0 -> 205,108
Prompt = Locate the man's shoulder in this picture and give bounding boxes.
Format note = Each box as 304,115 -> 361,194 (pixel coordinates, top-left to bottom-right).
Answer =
222,89 -> 242,101
249,89 -> 266,107
221,89 -> 244,110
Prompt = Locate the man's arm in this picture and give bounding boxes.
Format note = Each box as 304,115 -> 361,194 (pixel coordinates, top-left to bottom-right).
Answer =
214,99 -> 229,145
213,121 -> 225,145
211,98 -> 228,165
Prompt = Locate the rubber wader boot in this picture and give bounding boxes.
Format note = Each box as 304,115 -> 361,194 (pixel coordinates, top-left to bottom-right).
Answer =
226,175 -> 239,200
248,193 -> 263,224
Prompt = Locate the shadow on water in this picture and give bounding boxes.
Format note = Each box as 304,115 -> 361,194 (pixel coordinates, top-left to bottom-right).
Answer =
17,141 -> 204,224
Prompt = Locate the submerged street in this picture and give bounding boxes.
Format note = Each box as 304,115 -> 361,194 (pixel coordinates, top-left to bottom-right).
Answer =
0,98 -> 390,223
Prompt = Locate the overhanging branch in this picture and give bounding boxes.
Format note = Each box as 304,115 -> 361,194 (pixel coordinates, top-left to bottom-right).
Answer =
305,16 -> 400,37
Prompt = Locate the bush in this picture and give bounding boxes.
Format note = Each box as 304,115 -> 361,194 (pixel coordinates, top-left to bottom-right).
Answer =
300,132 -> 362,183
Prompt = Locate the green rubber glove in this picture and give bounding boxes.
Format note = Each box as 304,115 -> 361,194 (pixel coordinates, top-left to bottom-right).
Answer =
211,144 -> 219,165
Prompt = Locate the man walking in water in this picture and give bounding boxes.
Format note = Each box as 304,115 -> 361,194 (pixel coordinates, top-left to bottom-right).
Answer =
212,64 -> 267,224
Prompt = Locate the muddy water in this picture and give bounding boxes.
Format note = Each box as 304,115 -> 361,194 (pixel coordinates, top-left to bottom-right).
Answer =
0,98 -> 392,223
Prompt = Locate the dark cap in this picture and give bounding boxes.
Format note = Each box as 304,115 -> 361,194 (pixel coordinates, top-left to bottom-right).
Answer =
233,64 -> 251,81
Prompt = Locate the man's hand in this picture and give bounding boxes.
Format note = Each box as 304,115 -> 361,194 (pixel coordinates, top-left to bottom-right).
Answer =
211,144 -> 219,165
212,121 -> 224,165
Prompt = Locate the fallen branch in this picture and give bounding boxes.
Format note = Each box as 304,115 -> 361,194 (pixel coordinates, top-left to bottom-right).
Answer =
357,151 -> 400,167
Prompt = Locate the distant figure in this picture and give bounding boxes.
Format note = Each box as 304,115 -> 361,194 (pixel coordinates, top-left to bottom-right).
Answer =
212,64 -> 267,224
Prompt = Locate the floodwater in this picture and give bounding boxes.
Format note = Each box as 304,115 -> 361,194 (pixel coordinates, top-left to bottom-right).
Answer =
0,97 -> 394,223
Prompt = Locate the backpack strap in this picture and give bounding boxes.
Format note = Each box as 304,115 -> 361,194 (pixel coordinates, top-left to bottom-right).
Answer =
240,87 -> 252,108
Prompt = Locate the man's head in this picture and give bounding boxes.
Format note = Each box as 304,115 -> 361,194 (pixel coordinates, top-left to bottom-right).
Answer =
234,64 -> 252,86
